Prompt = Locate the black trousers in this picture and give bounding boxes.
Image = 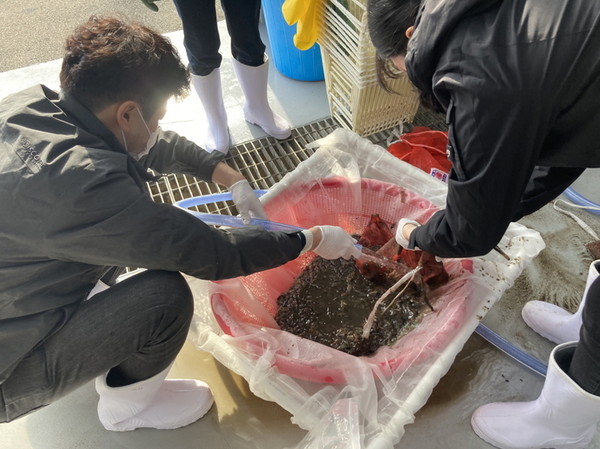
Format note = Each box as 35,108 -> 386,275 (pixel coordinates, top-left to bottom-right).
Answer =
0,270 -> 193,422
173,0 -> 266,76
569,262 -> 600,395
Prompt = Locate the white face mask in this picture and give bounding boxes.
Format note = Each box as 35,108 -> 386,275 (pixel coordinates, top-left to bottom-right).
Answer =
120,108 -> 160,160
136,107 -> 159,158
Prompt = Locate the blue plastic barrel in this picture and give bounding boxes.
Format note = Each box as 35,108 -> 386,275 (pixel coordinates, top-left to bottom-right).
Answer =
261,0 -> 325,81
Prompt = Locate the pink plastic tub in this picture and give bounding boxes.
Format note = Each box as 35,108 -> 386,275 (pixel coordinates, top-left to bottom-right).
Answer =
210,177 -> 471,384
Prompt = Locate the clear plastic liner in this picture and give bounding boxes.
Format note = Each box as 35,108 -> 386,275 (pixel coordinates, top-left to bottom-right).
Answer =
186,129 -> 545,448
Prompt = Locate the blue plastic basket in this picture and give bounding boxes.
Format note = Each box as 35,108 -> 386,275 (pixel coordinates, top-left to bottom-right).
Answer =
261,0 -> 324,81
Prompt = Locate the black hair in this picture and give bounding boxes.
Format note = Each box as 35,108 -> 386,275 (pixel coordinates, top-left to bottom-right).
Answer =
368,0 -> 421,59
367,0 -> 420,93
368,1 -> 445,113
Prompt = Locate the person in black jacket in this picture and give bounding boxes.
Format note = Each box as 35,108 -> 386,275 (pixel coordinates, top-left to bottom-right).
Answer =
0,16 -> 360,431
367,1 -> 600,448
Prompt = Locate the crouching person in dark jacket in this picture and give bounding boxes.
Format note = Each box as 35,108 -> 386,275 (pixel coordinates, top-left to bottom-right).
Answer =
0,16 -> 360,431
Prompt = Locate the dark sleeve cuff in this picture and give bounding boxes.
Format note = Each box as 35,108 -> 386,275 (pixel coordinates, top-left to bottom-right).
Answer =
408,228 -> 420,250
289,231 -> 306,255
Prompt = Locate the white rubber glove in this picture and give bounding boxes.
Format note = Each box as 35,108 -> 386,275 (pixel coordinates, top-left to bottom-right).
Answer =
302,226 -> 362,260
395,218 -> 421,249
229,180 -> 268,225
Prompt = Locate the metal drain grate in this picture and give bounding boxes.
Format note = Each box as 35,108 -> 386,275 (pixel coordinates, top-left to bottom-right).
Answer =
147,117 -> 398,214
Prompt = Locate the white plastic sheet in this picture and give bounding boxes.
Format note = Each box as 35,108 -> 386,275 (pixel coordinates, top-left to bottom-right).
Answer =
187,129 -> 545,448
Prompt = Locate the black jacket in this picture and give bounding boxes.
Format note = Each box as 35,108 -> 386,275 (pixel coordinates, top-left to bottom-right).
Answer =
0,85 -> 303,382
406,0 -> 600,257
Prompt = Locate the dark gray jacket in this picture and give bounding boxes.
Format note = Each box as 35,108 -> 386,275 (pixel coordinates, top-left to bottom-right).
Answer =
406,0 -> 600,257
0,85 -> 303,382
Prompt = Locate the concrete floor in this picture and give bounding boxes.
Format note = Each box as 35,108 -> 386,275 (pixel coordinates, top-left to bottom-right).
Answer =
1,16 -> 600,449
0,0 -> 185,72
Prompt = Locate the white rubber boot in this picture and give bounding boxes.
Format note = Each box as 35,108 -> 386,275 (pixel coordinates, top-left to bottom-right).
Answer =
232,56 -> 292,140
471,342 -> 600,449
96,364 -> 214,431
190,69 -> 230,153
522,260 -> 599,343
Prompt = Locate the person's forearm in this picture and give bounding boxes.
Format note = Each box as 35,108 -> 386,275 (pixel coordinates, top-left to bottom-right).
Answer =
402,223 -> 419,243
144,130 -> 225,181
211,162 -> 245,188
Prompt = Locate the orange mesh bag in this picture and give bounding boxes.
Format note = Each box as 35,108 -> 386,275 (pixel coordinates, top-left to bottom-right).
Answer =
388,127 -> 451,182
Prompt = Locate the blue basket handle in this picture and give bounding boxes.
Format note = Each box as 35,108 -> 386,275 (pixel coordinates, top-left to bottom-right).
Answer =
174,192 -> 305,232
174,190 -> 268,209
174,193 -> 366,248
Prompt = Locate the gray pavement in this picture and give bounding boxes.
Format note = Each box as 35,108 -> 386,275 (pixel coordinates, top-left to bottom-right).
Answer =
0,0 -> 209,72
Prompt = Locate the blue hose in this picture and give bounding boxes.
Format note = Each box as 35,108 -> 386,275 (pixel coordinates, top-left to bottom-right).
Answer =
176,193 -> 549,377
475,323 -> 547,376
563,187 -> 600,216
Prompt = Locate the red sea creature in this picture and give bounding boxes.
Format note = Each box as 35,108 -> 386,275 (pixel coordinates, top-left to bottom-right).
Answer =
355,214 -> 449,290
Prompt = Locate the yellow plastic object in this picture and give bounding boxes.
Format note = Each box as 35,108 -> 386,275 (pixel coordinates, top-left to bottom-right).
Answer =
282,0 -> 322,51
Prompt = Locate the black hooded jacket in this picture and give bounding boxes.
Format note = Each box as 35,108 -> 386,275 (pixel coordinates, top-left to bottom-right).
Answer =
405,0 -> 600,257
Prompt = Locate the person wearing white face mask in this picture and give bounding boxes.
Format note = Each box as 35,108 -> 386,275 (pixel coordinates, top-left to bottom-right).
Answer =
0,16 -> 361,431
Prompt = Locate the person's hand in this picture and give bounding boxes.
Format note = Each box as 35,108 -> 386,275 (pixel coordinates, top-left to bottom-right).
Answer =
395,218 -> 420,249
140,0 -> 161,11
304,226 -> 362,260
229,180 -> 268,225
